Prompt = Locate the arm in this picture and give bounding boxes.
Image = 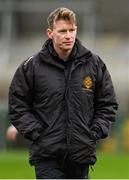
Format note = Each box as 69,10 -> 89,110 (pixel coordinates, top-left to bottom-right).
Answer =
8,58 -> 42,141
91,57 -> 118,140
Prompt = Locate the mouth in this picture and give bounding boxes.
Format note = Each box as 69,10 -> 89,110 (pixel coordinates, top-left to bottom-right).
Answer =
63,42 -> 73,45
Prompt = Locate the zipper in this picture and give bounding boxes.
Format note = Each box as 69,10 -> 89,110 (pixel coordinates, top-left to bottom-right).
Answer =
64,61 -> 73,149
64,61 -> 84,147
63,60 -> 87,153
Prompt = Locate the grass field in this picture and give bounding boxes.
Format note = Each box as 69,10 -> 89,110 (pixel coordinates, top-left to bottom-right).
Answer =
0,150 -> 129,179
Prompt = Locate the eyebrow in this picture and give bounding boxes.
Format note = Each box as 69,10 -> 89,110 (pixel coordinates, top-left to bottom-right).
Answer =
58,28 -> 76,32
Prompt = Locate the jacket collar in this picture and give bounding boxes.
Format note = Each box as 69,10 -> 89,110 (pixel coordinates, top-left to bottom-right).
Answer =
39,38 -> 92,68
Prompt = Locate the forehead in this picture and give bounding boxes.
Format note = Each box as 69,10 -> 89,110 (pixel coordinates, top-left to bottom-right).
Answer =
53,20 -> 76,29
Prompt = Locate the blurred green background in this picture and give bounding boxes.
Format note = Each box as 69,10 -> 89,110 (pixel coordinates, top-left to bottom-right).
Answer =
0,0 -> 129,179
0,150 -> 129,179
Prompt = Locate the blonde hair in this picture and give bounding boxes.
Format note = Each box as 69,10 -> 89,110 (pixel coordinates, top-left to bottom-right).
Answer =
47,7 -> 77,29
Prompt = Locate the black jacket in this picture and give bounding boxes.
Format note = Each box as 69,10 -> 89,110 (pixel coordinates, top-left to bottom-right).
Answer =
9,39 -> 118,165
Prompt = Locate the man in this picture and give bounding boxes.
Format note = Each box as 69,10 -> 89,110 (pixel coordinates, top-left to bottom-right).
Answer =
9,7 -> 118,179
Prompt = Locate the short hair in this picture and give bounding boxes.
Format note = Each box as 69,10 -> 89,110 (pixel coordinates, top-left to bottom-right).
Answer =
47,7 -> 77,29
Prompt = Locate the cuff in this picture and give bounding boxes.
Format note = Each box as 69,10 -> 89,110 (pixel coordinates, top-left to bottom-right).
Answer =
31,131 -> 40,141
90,125 -> 103,140
90,130 -> 100,140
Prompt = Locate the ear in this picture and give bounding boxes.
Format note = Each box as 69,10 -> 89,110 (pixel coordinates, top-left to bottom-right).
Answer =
46,28 -> 53,39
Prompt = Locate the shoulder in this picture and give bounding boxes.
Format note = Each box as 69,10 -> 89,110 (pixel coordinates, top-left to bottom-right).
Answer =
17,52 -> 40,72
88,53 -> 106,70
12,52 -> 40,78
23,52 -> 40,67
23,55 -> 34,66
91,53 -> 104,64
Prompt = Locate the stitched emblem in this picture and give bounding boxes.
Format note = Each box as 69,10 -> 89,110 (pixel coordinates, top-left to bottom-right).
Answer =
83,76 -> 93,90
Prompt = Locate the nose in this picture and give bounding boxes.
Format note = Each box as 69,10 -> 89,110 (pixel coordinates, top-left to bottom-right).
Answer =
65,31 -> 71,38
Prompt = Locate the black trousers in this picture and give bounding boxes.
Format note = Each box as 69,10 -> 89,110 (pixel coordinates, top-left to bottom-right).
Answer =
34,157 -> 89,179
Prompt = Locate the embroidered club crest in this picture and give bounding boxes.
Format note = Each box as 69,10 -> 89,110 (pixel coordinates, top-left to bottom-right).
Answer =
83,76 -> 93,89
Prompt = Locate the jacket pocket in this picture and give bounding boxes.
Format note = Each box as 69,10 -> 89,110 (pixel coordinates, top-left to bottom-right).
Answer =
70,124 -> 97,164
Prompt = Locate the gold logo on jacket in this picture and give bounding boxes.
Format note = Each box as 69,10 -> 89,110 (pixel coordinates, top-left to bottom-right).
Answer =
83,76 -> 93,89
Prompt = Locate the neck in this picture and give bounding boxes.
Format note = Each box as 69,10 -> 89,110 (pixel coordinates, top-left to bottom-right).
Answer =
53,45 -> 72,60
58,51 -> 71,60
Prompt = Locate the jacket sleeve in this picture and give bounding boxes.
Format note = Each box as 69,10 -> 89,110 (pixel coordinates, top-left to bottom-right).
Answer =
91,56 -> 118,140
8,58 -> 42,141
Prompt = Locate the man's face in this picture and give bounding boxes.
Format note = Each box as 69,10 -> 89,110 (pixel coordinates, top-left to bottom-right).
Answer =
47,20 -> 77,53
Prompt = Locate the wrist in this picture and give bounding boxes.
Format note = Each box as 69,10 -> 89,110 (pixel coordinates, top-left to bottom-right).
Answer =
90,130 -> 99,140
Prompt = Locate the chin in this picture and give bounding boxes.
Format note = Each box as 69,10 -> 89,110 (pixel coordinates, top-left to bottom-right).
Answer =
64,48 -> 73,52
65,45 -> 73,50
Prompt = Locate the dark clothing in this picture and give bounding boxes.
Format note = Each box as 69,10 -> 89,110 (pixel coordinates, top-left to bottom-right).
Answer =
34,157 -> 89,179
9,39 -> 118,166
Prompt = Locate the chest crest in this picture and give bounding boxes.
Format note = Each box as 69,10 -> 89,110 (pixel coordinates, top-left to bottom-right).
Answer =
83,76 -> 93,90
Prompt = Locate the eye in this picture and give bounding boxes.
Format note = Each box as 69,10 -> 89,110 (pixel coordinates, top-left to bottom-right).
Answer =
58,29 -> 67,33
69,29 -> 76,32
